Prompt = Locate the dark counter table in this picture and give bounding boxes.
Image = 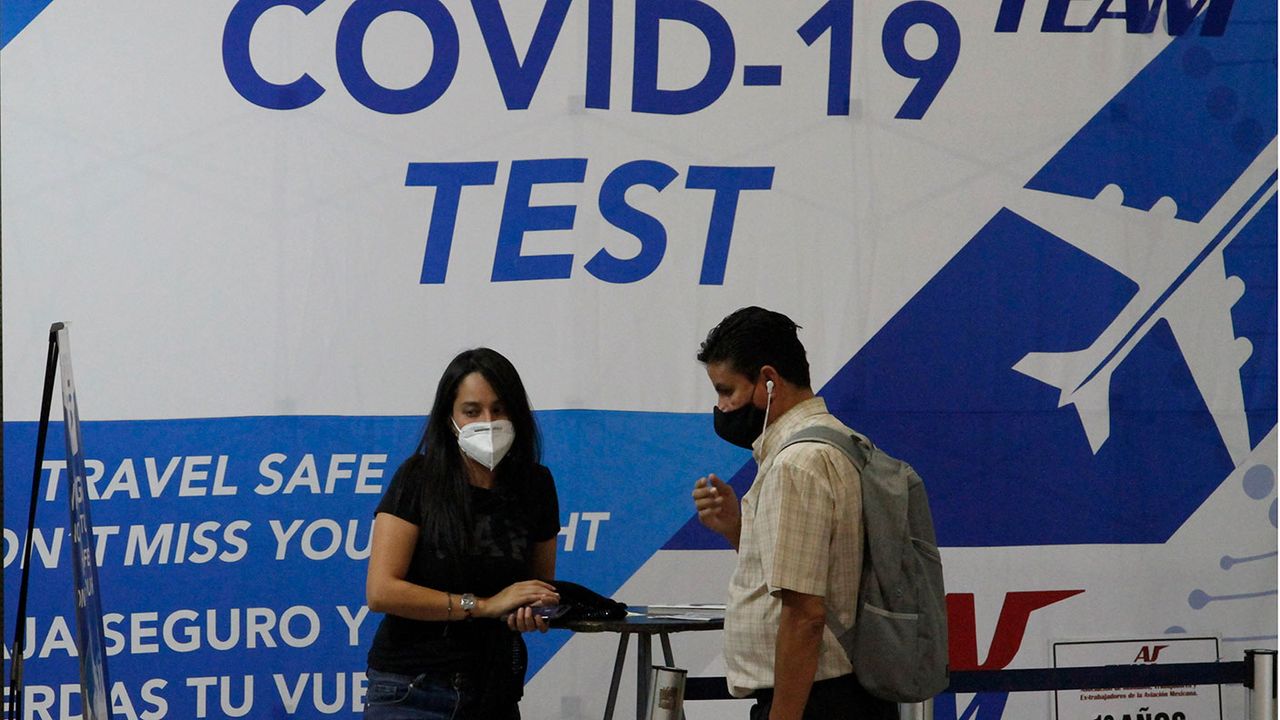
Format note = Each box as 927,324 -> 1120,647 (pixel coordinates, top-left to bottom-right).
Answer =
562,609 -> 725,720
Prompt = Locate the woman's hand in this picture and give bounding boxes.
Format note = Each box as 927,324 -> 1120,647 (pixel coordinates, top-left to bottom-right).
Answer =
506,604 -> 553,634
478,580 -> 558,621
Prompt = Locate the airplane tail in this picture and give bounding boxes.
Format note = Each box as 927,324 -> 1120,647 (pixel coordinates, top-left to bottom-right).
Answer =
1014,350 -> 1113,453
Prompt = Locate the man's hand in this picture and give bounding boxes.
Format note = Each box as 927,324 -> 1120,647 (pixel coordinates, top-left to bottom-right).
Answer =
692,474 -> 741,550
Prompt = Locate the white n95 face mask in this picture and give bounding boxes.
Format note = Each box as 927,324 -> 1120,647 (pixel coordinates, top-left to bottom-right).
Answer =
453,419 -> 516,470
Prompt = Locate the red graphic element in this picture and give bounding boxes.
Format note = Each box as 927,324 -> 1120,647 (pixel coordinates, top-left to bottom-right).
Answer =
1134,644 -> 1169,663
947,590 -> 1085,670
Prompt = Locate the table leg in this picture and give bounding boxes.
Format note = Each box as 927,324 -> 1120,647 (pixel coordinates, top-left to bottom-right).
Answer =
637,633 -> 652,720
603,632 -> 630,720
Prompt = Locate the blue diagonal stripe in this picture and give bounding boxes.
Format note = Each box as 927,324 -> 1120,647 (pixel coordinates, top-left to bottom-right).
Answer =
2,0 -> 56,49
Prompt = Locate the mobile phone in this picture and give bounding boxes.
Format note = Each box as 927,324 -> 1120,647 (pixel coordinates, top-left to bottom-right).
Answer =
532,604 -> 570,621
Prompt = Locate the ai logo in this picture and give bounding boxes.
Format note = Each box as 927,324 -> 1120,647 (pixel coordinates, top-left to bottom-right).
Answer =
1134,644 -> 1170,663
937,590 -> 1085,719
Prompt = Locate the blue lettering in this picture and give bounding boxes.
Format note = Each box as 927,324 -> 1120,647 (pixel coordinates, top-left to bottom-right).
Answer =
412,160 -> 774,284
1041,0 -> 1092,32
472,0 -> 573,110
1128,0 -> 1235,35
336,0 -> 459,114
1087,0 -> 1129,31
1193,0 -> 1234,35
994,0 -> 1026,32
796,0 -> 853,116
632,0 -> 736,115
1126,0 -> 1164,31
997,0 -> 1234,34
585,0 -> 614,109
406,162 -> 499,284
882,1 -> 960,119
492,159 -> 588,282
585,160 -> 680,283
685,166 -> 774,285
223,0 -> 325,110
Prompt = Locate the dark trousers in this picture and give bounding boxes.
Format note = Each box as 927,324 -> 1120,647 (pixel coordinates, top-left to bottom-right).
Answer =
749,674 -> 896,720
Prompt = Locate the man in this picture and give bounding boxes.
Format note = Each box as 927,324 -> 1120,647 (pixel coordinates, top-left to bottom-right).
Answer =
691,307 -> 894,720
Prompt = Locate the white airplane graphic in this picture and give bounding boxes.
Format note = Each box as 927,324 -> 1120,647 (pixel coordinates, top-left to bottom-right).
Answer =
1008,138 -> 1277,465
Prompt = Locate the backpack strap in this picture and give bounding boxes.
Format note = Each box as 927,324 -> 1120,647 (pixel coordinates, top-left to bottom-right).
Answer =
779,425 -> 871,649
781,425 -> 870,471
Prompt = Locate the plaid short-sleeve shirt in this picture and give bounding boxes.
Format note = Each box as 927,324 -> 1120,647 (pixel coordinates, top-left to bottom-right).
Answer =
723,397 -> 862,698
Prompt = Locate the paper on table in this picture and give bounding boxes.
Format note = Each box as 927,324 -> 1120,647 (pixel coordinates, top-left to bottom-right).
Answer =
644,603 -> 725,614
643,604 -> 726,620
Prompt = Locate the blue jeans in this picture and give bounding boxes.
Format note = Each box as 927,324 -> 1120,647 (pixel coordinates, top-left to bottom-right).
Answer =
364,668 -> 519,720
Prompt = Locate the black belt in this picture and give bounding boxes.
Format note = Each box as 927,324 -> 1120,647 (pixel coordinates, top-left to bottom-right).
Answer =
406,668 -> 479,692
749,673 -> 856,700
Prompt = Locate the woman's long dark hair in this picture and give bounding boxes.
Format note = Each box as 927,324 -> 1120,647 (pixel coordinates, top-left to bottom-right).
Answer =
414,347 -> 541,554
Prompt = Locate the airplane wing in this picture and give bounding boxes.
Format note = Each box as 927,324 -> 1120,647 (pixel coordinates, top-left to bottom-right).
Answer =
1155,152 -> 1278,467
1005,184 -> 1204,284
1159,249 -> 1254,465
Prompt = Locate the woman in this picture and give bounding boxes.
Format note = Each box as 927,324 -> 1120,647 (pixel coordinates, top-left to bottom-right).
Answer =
364,348 -> 561,719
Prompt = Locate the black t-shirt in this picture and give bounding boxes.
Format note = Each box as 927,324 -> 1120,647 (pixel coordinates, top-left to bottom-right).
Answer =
366,456 -> 560,675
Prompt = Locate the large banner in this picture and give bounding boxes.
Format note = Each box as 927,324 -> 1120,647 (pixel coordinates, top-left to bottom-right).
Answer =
3,1 -> 1275,718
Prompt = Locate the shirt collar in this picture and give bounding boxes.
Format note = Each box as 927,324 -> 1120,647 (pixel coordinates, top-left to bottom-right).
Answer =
752,396 -> 829,462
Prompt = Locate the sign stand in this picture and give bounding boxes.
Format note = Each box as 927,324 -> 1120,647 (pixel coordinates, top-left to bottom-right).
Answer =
7,323 -> 112,720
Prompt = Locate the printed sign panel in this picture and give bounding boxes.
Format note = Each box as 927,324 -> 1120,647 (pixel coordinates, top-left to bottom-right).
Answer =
2,1 -> 1274,718
1053,637 -> 1223,720
56,327 -> 113,720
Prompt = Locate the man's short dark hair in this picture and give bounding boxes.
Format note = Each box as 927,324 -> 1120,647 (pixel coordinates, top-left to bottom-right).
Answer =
697,306 -> 811,388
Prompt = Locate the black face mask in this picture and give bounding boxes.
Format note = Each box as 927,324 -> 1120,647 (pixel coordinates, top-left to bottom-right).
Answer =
713,401 -> 767,449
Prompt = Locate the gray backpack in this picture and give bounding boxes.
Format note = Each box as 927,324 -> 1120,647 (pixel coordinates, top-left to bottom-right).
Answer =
782,426 -> 949,703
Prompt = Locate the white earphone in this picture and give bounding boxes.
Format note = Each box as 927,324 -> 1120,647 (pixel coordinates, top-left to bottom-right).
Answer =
761,378 -> 775,435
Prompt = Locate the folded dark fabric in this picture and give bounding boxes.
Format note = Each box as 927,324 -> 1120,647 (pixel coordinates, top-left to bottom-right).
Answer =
549,579 -> 628,624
